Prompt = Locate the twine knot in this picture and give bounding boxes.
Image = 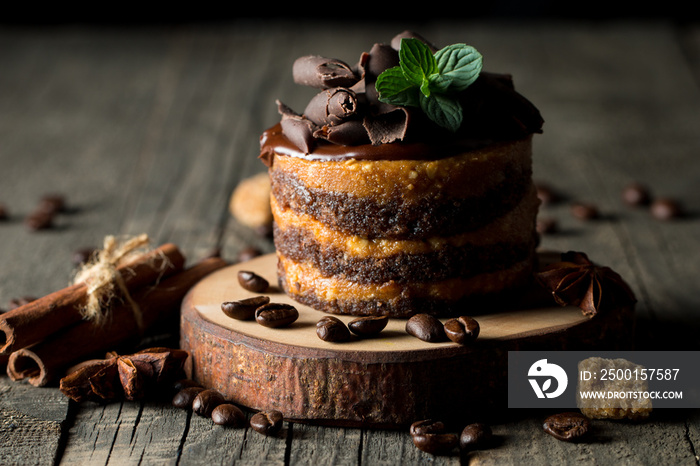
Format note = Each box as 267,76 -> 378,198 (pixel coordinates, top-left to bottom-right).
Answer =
73,234 -> 151,329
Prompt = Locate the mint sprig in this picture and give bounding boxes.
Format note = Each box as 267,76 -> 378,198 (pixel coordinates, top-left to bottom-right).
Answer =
375,38 -> 482,132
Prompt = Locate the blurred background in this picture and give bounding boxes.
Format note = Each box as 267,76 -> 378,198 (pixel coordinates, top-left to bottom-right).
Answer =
2,2 -> 699,26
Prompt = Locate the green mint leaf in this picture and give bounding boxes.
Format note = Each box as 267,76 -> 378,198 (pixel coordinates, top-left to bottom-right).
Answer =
376,66 -> 420,107
375,38 -> 481,132
419,93 -> 463,133
398,38 -> 438,88
433,44 -> 482,92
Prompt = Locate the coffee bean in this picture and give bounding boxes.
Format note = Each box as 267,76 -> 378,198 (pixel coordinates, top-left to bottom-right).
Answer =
172,386 -> 205,409
250,410 -> 283,435
535,182 -> 560,206
543,412 -> 590,442
211,403 -> 246,427
650,198 -> 683,220
411,433 -> 459,455
38,194 -> 66,214
316,316 -> 351,342
570,202 -> 599,220
72,247 -> 97,266
536,217 -> 558,235
237,270 -> 269,292
444,316 -> 480,345
348,315 -> 388,337
25,211 -> 54,230
192,389 -> 226,417
222,296 -> 270,320
0,203 -> 9,220
8,296 -> 37,310
459,423 -> 492,451
255,303 -> 299,328
410,419 -> 446,436
622,182 -> 651,206
171,378 -> 202,394
406,314 -> 446,342
237,246 -> 262,263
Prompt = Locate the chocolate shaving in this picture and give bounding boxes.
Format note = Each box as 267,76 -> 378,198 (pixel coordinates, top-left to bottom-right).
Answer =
363,106 -> 411,145
59,347 -> 189,403
390,30 -> 438,52
304,88 -> 359,126
277,100 -> 318,153
293,55 -> 359,89
536,251 -> 636,317
315,120 -> 370,145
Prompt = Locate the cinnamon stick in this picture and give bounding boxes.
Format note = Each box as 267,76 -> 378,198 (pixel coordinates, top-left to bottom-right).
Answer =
6,256 -> 227,387
0,243 -> 185,355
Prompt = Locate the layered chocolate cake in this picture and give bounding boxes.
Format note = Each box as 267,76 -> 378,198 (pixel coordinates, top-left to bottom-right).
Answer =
260,31 -> 544,317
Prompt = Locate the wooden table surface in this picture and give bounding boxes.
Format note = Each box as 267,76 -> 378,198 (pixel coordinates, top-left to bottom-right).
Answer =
1,19 -> 700,465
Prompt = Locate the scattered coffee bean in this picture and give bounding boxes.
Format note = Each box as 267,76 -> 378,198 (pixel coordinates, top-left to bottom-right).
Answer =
172,386 -> 205,409
222,296 -> 270,320
211,403 -> 246,427
24,210 -> 54,230
316,316 -> 351,342
444,316 -> 480,345
570,202 -> 599,220
250,410 -> 283,435
237,246 -> 262,263
536,217 -> 558,235
238,270 -> 269,292
171,378 -> 202,394
255,303 -> 299,328
535,182 -> 560,206
8,296 -> 37,310
622,182 -> 651,206
38,194 -> 67,214
72,247 -> 97,266
411,432 -> 459,455
406,314 -> 447,342
192,389 -> 226,417
410,419 -> 447,436
650,198 -> 683,220
543,412 -> 590,442
348,315 -> 388,337
459,423 -> 492,451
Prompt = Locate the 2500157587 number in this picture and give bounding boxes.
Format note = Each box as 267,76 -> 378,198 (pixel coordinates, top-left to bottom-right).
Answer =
600,368 -> 679,381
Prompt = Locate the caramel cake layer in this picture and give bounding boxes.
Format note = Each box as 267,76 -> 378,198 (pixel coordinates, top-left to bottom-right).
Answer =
277,253 -> 535,317
272,186 -> 538,284
269,137 -> 533,239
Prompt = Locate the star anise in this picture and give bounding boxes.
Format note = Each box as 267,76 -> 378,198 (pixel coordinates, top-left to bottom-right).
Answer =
59,347 -> 189,403
535,251 -> 636,317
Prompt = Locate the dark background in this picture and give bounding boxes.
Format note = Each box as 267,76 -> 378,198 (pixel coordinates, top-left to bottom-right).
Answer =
2,2 -> 699,26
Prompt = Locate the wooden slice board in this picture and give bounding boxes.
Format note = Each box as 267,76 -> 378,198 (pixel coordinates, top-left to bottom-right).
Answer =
180,252 -> 634,428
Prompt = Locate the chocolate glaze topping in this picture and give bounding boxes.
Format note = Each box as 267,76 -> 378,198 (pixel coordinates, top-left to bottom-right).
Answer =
260,31 -> 543,165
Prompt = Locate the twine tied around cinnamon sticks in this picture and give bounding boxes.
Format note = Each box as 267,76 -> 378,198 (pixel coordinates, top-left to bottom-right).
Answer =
72,234 -> 159,329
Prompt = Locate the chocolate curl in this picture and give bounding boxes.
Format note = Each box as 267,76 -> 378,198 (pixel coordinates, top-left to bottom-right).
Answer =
304,88 -> 359,126
314,120 -> 370,146
363,106 -> 412,145
358,43 -> 399,105
277,100 -> 317,154
293,55 -> 359,89
390,31 -> 438,52
7,257 -> 227,387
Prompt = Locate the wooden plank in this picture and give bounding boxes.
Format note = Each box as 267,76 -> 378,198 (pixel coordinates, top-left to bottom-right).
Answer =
0,378 -> 68,465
